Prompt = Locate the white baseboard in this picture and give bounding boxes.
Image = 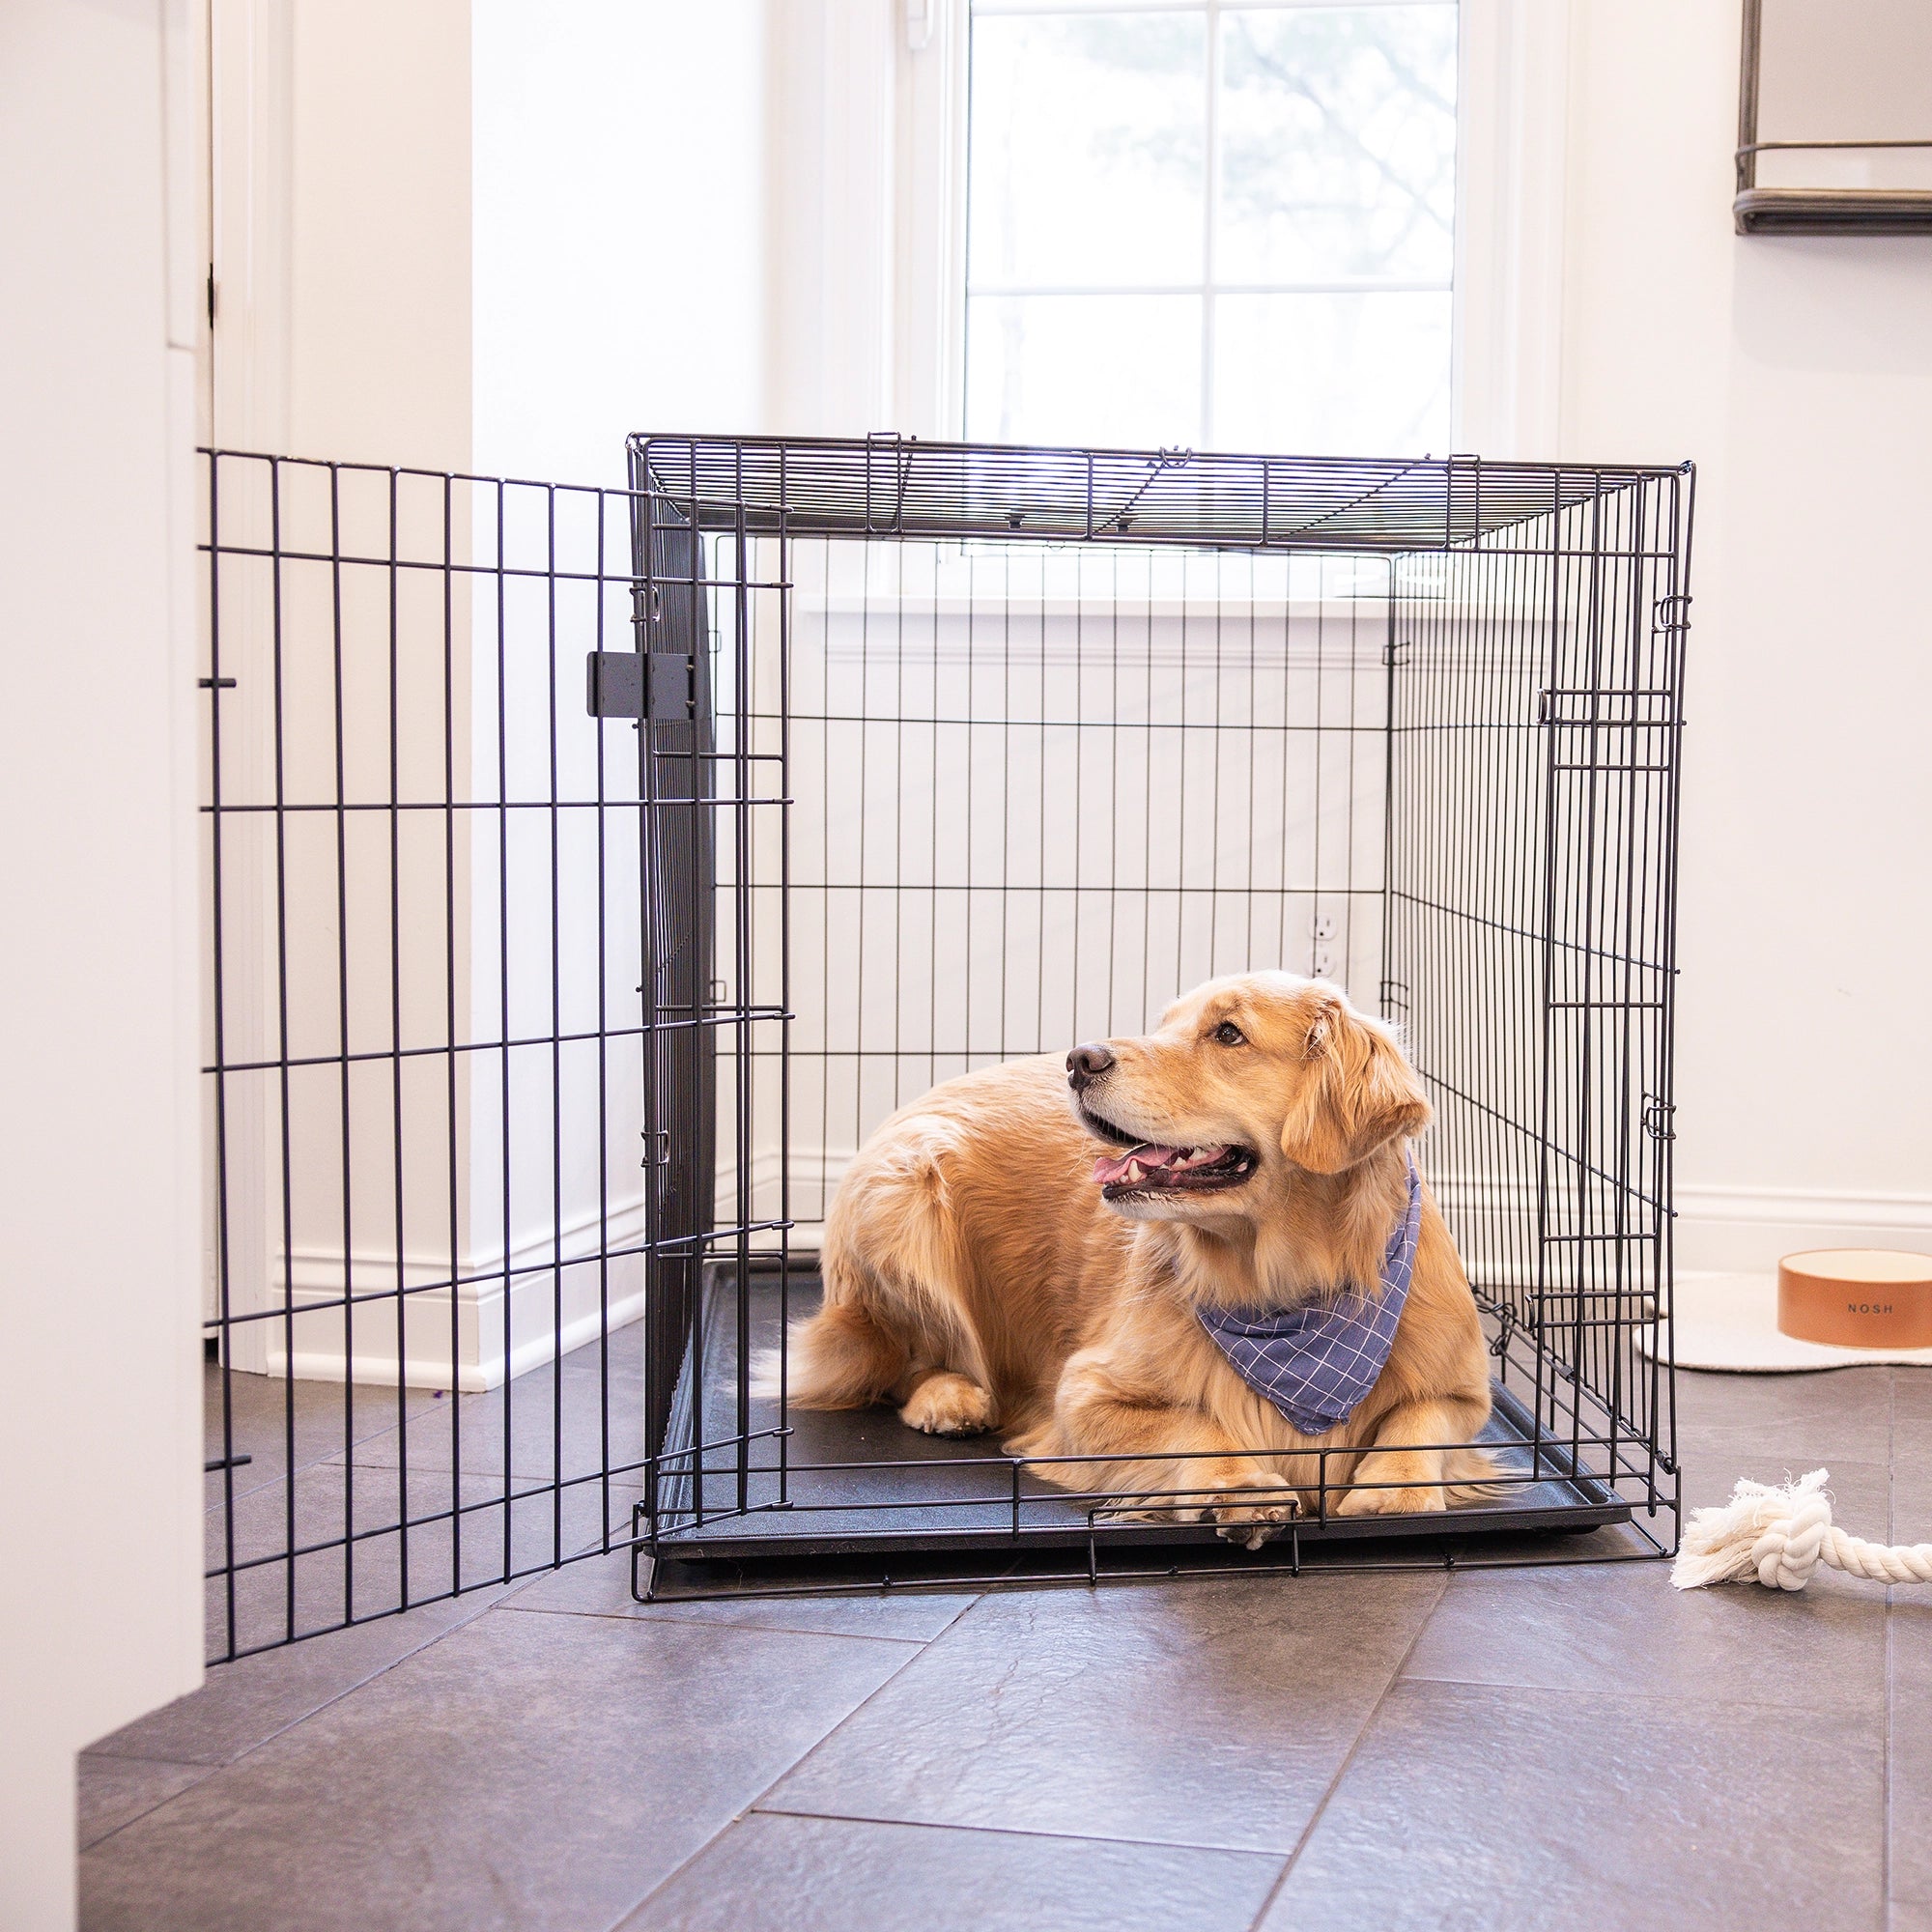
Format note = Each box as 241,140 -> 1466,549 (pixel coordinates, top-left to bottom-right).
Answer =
281,1197 -> 646,1296
1673,1182 -> 1932,1274
266,1282 -> 645,1393
712,1147 -> 851,1255
714,1145 -> 852,1199
1429,1168 -> 1932,1278
266,1201 -> 646,1392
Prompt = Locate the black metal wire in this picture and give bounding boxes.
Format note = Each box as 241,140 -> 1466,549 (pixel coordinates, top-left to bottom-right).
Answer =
197,437 -> 1690,1658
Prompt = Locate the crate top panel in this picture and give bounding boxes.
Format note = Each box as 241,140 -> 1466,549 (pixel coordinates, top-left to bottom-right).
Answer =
629,434 -> 1690,555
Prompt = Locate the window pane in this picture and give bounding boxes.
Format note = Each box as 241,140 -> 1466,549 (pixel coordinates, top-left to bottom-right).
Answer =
967,12 -> 1206,289
1211,291 -> 1451,456
966,293 -> 1202,447
1216,6 -> 1457,285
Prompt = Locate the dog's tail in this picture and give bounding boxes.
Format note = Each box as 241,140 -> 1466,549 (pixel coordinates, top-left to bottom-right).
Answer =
754,1114 -> 979,1411
1443,1444 -> 1509,1506
751,1297 -> 909,1408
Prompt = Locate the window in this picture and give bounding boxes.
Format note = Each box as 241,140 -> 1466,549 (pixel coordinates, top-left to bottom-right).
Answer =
961,0 -> 1459,456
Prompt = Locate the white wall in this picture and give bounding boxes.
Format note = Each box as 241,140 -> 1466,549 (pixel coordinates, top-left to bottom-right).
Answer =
208,0 -> 482,1381
762,0 -> 897,436
212,0 -> 474,470
1555,0 -> 1932,1268
219,0 -> 771,481
209,2 -> 773,1391
0,0 -> 206,1924
462,2 -> 767,1387
291,0 -> 474,468
464,1 -> 769,1384
472,0 -> 769,481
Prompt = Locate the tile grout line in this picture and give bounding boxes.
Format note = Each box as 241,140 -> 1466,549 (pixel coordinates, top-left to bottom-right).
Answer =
79,1596 -> 504,1853
199,1382 -> 440,1497
751,1798 -> 1286,1862
78,1747 -> 214,1770
75,1764 -> 220,1856
499,1600 -> 936,1646
1242,1570 -> 1450,1930
86,1575 -> 958,1873
202,1352 -> 642,1504
1392,1666 -> 1887,1719
594,1589 -> 989,1932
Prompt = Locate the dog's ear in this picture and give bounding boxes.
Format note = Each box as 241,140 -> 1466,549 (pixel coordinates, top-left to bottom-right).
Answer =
1278,996 -> 1430,1174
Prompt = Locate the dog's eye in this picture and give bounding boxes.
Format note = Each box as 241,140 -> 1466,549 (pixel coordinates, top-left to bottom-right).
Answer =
1212,1021 -> 1246,1047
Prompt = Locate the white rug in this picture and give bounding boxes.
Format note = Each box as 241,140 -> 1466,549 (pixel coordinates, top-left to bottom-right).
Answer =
1645,1271 -> 1932,1373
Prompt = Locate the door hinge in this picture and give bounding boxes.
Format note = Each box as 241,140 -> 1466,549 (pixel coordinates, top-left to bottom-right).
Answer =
586,650 -> 695,722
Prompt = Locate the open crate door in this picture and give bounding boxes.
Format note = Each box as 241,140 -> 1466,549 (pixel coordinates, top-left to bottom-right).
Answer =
199,448 -> 719,1660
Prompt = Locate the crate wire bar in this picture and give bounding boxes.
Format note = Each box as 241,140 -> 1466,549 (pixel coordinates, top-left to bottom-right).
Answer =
199,436 -> 1690,1656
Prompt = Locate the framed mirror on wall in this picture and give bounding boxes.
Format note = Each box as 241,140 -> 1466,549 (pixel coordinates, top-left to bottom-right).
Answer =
1736,0 -> 1932,234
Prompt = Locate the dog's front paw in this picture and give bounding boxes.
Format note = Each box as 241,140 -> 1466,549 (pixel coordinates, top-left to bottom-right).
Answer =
1209,1486 -> 1301,1551
1333,1481 -> 1445,1518
898,1373 -> 995,1437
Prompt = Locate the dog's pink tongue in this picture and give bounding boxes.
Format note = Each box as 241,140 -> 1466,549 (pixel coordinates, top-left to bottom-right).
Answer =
1092,1144 -> 1236,1185
1093,1144 -> 1179,1185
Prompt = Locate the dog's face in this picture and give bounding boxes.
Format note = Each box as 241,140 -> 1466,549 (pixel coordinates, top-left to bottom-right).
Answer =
1066,972 -> 1429,1221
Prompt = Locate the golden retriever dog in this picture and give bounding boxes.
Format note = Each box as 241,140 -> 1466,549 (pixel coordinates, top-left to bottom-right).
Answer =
774,973 -> 1494,1540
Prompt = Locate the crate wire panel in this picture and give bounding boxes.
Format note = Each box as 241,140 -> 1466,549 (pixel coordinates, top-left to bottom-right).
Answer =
196,450 -> 729,1662
628,434 -> 1691,1579
630,435 -> 1666,553
777,536 -> 1391,1232
1386,487 -> 1689,1518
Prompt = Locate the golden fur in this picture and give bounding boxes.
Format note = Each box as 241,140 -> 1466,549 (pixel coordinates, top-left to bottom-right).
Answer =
774,973 -> 1493,1541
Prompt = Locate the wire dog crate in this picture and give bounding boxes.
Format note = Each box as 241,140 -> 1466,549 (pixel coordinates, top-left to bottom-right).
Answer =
199,435 -> 1690,1657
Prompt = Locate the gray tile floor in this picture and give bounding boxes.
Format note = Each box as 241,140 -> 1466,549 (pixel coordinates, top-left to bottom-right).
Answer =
81,1360 -> 1925,1931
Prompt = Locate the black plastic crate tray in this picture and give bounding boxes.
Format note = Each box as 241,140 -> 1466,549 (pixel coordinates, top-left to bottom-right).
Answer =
642,1267 -> 1634,1566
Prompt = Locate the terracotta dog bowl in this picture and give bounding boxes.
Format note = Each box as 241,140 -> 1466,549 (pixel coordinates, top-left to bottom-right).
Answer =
1777,1248 -> 1932,1349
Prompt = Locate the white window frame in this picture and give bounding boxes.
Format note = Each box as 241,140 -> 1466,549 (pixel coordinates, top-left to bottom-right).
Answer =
958,0 -> 1463,454
775,0 -> 1571,460
895,0 -> 974,439
1450,0 -> 1571,460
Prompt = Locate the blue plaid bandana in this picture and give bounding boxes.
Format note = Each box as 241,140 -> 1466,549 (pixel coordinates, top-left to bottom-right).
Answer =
1195,1155 -> 1422,1436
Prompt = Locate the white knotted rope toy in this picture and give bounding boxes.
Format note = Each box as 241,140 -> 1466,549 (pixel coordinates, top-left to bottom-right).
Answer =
1672,1467 -> 1932,1591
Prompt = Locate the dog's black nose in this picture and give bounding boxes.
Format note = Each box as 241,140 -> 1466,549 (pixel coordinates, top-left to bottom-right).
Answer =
1066,1042 -> 1115,1091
